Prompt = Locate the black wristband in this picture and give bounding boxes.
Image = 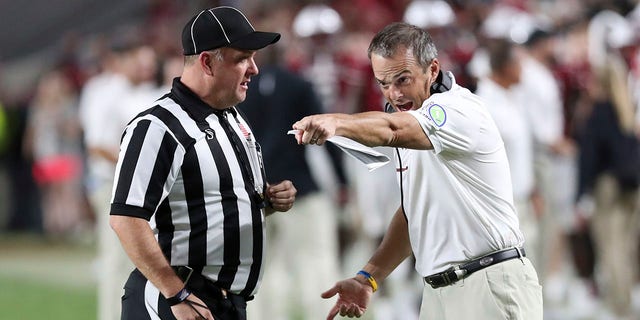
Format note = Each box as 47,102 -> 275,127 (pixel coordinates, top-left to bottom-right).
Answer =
166,287 -> 191,306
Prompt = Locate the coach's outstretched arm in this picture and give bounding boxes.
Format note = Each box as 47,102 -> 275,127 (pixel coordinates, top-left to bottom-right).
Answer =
292,111 -> 433,150
321,206 -> 412,319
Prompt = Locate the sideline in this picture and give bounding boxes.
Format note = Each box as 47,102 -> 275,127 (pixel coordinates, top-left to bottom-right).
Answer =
0,233 -> 96,289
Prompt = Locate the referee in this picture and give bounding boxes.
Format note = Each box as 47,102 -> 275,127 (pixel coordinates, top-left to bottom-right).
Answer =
110,7 -> 296,320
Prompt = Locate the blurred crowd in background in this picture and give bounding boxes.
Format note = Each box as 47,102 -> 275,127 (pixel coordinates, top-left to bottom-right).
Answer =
0,0 -> 640,319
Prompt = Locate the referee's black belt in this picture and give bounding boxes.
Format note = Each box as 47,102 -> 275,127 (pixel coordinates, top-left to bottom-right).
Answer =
424,247 -> 525,289
172,266 -> 253,303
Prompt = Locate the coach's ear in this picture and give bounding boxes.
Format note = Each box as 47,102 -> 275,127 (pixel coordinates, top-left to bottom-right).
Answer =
429,58 -> 440,79
425,58 -> 440,94
429,60 -> 452,95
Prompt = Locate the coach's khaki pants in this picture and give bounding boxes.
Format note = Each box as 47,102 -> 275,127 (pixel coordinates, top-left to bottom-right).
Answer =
420,257 -> 542,320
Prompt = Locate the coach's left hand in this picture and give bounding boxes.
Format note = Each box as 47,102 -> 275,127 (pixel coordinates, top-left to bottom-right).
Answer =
266,180 -> 296,213
321,277 -> 372,319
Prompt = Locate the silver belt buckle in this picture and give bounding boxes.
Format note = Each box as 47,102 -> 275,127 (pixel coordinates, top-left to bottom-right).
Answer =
452,265 -> 467,280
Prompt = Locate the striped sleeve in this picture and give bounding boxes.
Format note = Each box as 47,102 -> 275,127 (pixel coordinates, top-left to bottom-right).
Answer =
111,117 -> 183,220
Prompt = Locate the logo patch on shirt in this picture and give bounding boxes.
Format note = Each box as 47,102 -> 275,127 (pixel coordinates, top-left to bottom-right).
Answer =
428,104 -> 447,127
204,129 -> 215,140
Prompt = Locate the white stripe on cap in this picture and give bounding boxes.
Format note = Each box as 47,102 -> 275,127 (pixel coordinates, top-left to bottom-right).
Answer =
208,9 -> 231,44
190,10 -> 207,54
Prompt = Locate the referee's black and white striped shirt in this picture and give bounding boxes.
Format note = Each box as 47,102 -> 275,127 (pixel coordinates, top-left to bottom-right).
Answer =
110,78 -> 266,298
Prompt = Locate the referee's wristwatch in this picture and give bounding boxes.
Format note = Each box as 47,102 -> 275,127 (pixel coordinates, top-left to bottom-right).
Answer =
166,287 -> 191,306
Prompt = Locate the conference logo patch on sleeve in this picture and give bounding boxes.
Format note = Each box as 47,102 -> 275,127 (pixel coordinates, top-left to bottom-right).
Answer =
428,104 -> 447,127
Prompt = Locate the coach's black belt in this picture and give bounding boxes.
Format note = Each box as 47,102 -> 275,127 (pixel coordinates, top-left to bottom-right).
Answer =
423,247 -> 525,289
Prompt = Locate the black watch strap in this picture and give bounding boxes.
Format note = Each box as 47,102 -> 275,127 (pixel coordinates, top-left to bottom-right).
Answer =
166,287 -> 191,306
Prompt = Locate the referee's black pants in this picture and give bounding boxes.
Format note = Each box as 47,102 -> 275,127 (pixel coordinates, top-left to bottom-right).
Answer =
121,269 -> 247,320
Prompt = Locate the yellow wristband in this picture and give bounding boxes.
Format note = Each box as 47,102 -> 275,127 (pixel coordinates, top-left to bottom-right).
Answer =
357,270 -> 378,292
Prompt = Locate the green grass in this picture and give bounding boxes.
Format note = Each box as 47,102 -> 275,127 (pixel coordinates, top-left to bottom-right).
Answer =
0,234 -> 98,320
0,275 -> 96,320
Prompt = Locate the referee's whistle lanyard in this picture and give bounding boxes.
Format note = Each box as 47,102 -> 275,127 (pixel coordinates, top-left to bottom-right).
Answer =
228,111 -> 268,196
202,109 -> 269,208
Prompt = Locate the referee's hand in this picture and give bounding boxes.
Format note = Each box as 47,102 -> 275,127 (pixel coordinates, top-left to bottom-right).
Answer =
171,294 -> 214,320
266,180 -> 296,212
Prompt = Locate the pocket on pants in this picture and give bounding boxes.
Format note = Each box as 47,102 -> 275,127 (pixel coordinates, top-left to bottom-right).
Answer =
481,268 -> 510,320
484,259 -> 542,320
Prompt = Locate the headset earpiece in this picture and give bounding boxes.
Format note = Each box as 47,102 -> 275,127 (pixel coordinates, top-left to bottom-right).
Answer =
430,70 -> 452,95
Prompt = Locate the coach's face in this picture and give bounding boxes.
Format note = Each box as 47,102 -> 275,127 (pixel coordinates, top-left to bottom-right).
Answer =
208,47 -> 259,108
371,46 -> 439,112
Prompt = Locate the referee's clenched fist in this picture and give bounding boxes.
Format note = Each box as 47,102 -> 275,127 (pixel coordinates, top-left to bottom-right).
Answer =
265,181 -> 296,214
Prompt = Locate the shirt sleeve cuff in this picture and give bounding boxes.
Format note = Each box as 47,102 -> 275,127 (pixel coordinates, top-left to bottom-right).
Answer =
110,203 -> 153,220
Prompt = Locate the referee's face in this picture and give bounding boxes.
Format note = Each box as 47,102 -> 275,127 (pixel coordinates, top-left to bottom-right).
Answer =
371,47 -> 438,113
209,48 -> 259,107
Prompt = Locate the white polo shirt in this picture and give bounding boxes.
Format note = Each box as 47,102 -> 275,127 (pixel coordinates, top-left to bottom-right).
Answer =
403,75 -> 524,276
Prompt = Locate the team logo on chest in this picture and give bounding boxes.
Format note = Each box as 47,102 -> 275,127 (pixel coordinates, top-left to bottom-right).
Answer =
204,128 -> 215,140
428,104 -> 447,127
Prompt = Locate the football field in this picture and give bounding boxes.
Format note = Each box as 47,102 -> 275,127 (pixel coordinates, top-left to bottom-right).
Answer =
0,234 -> 97,320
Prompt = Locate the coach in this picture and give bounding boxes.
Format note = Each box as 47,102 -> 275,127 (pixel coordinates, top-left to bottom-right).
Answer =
294,22 -> 542,319
109,7 -> 296,320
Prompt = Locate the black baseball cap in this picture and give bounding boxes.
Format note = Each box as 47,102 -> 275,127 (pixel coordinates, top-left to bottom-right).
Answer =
181,6 -> 281,55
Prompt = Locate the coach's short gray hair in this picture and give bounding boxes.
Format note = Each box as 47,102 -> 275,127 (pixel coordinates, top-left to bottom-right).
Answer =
367,22 -> 438,70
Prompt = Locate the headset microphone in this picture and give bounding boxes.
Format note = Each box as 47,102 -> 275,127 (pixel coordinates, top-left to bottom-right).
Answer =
384,102 -> 395,114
